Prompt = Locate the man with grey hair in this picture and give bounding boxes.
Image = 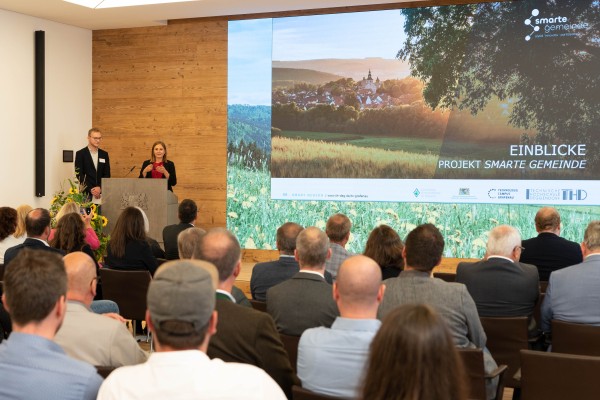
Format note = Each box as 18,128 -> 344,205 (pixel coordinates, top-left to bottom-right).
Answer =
324,213 -> 352,279
97,260 -> 286,400
267,227 -> 340,335
456,225 -> 539,332
541,220 -> 600,333
297,255 -> 384,398
250,222 -> 304,302
521,206 -> 583,281
195,228 -> 298,397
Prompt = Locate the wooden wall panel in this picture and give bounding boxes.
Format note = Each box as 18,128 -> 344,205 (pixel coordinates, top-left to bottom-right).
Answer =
93,19 -> 228,230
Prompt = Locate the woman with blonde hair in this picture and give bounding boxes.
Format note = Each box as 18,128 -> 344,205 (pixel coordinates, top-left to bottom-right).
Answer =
362,304 -> 467,400
13,204 -> 32,240
48,202 -> 100,250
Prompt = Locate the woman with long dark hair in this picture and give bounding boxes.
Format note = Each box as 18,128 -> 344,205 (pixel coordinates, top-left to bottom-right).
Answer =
105,207 -> 158,275
363,224 -> 404,279
362,304 -> 467,400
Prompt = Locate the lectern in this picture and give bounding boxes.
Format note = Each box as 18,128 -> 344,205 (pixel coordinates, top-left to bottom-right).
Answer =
102,178 -> 178,243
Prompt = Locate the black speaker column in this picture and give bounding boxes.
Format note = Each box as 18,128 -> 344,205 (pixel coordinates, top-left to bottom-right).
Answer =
35,30 -> 45,197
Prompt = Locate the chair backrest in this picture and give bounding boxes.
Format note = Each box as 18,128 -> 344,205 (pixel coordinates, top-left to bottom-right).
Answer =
458,348 -> 507,400
250,299 -> 267,312
292,385 -> 345,400
520,349 -> 600,400
533,292 -> 544,328
98,269 -> 151,321
95,365 -> 116,379
552,320 -> 600,356
480,316 -> 529,388
433,272 -> 456,282
458,348 -> 488,400
279,333 -> 300,373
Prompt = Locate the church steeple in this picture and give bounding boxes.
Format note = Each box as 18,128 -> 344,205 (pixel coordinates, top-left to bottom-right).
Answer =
367,69 -> 372,80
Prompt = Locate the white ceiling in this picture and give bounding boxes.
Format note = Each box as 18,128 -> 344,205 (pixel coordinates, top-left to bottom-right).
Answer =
0,0 -> 413,30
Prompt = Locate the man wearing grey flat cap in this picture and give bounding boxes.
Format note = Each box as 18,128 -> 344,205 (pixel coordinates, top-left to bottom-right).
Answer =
97,260 -> 286,400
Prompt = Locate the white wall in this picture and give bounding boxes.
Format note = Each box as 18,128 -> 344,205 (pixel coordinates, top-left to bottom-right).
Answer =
0,9 -> 91,208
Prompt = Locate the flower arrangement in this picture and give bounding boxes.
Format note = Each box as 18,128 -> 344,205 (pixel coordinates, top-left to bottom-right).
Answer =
50,178 -> 110,260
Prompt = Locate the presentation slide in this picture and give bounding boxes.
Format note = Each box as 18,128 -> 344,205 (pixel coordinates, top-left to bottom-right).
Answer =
226,0 -> 600,256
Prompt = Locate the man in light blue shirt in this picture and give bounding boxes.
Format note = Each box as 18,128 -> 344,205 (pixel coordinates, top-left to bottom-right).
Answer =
297,255 -> 384,398
0,249 -> 103,400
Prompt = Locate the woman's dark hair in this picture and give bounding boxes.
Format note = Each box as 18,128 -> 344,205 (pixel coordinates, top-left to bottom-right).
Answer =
0,207 -> 18,241
109,207 -> 147,258
361,304 -> 466,400
363,224 -> 404,271
49,213 -> 86,253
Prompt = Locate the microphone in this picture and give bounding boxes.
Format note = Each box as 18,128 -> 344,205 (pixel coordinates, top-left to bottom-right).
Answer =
125,165 -> 136,177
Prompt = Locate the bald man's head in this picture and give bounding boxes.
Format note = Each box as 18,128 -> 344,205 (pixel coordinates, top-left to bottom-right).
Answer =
335,255 -> 383,307
535,207 -> 561,233
63,252 -> 97,304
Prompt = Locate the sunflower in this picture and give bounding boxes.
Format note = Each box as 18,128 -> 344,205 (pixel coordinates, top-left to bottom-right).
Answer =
101,216 -> 108,227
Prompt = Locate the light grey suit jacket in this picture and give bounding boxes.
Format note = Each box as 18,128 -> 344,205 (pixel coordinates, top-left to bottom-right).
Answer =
541,254 -> 600,332
378,270 -> 487,350
54,301 -> 148,367
266,271 -> 339,336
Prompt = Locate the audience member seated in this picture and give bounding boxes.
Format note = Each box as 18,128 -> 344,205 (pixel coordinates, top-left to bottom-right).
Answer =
0,207 -> 18,264
54,252 -> 148,367
192,228 -> 298,397
0,250 -> 102,399
97,260 -> 286,400
1,205 -> 33,261
3,208 -> 65,266
177,227 -> 251,308
298,255 -> 384,398
362,304 -> 467,400
378,223 -> 497,400
251,222 -> 304,302
162,199 -> 197,260
324,213 -> 353,280
48,201 -> 100,250
105,207 -> 158,276
50,213 -> 99,269
135,207 -> 165,259
267,227 -> 339,336
542,220 -> 600,333
456,225 -> 539,335
363,224 -> 404,279
520,207 -> 583,281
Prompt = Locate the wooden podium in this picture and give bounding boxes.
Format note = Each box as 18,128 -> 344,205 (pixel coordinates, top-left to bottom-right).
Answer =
102,178 -> 178,243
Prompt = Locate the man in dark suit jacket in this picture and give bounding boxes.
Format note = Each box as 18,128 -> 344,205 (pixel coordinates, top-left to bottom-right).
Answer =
457,225 -> 539,333
520,207 -> 583,281
267,227 -> 340,336
74,128 -> 110,201
251,222 -> 304,302
4,208 -> 64,266
195,228 -> 298,398
162,199 -> 198,260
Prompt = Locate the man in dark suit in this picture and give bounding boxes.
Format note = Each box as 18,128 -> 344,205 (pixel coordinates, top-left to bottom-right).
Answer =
4,208 -> 64,266
456,225 -> 539,333
520,207 -> 583,281
267,227 -> 339,336
195,228 -> 298,398
250,222 -> 304,302
162,199 -> 197,260
74,128 -> 110,202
